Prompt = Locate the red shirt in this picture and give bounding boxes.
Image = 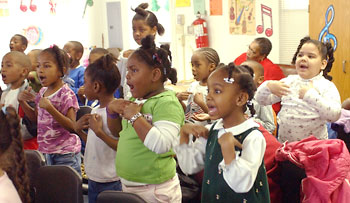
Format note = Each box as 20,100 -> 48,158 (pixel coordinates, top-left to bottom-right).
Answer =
234,53 -> 285,113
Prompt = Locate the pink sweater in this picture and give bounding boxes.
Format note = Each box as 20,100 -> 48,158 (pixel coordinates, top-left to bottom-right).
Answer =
275,136 -> 350,203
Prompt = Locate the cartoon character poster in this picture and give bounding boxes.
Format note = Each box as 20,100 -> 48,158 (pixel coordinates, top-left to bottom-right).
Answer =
229,0 -> 255,35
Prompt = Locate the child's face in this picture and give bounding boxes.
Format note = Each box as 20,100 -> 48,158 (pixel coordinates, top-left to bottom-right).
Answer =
1,54 -> 26,86
9,36 -> 25,52
295,43 -> 327,79
247,41 -> 264,62
37,52 -> 63,87
206,69 -> 243,122
63,42 -> 80,67
191,52 -> 213,84
89,53 -> 104,64
132,19 -> 157,45
83,72 -> 96,100
27,51 -> 39,72
126,55 -> 156,99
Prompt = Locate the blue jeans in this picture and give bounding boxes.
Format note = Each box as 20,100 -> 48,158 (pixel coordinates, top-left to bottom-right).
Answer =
44,152 -> 81,175
88,179 -> 122,203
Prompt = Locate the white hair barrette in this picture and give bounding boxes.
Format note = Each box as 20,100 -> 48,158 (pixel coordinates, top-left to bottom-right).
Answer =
223,77 -> 235,84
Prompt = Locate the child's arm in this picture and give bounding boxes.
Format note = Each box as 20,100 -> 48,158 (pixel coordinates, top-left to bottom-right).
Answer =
218,130 -> 266,193
39,97 -> 76,132
218,132 -> 242,165
174,123 -> 208,175
193,93 -> 208,113
89,114 -> 118,150
300,81 -> 341,122
18,88 -> 37,122
106,99 -> 132,137
256,80 -> 289,105
74,114 -> 90,142
176,91 -> 191,111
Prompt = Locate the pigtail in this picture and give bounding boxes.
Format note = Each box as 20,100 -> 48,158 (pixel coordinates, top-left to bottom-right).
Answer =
0,107 -> 31,203
323,42 -> 334,81
156,23 -> 165,36
247,101 -> 256,117
291,36 -> 311,65
160,44 -> 177,84
133,3 -> 149,17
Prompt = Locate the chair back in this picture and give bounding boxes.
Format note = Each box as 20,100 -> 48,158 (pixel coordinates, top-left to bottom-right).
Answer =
24,150 -> 45,201
34,165 -> 83,203
97,190 -> 146,203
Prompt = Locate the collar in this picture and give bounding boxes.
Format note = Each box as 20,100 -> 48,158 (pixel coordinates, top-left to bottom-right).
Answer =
297,71 -> 324,82
131,90 -> 176,104
213,118 -> 259,136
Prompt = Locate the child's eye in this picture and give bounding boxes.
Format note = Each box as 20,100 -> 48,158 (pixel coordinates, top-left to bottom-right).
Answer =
214,89 -> 221,94
297,53 -> 303,57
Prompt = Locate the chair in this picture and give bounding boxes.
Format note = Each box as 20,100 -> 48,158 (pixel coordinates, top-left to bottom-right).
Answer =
76,106 -> 93,121
34,165 -> 83,203
97,191 -> 146,203
24,150 -> 46,202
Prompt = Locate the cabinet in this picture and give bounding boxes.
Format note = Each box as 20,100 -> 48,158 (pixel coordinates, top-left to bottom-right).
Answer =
309,0 -> 350,101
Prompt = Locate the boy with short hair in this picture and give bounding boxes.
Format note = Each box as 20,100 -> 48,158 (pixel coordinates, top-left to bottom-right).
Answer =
9,34 -> 28,53
63,41 -> 85,105
1,51 -> 38,149
242,60 -> 276,134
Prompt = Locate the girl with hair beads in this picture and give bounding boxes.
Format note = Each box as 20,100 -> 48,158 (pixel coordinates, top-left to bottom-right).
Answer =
75,54 -> 121,203
176,47 -> 220,124
18,45 -> 81,174
107,35 -> 183,202
256,37 -> 341,142
0,107 -> 30,203
175,63 -> 270,202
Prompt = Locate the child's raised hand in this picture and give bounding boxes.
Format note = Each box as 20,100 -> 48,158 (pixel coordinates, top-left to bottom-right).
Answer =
192,113 -> 210,121
299,81 -> 314,99
75,114 -> 91,132
89,114 -> 103,136
108,99 -> 133,115
176,92 -> 192,101
38,97 -> 53,110
180,123 -> 208,144
218,132 -> 242,165
193,93 -> 205,105
122,102 -> 142,120
267,81 -> 291,97
18,86 -> 35,102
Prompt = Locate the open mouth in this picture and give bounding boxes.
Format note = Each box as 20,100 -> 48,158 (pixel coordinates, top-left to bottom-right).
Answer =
207,104 -> 217,116
39,75 -> 46,83
127,83 -> 134,91
1,74 -> 6,82
299,64 -> 308,69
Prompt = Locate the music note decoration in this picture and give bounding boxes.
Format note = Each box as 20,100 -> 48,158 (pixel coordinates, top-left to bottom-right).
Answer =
229,0 -> 255,35
256,4 -> 273,37
318,5 -> 337,51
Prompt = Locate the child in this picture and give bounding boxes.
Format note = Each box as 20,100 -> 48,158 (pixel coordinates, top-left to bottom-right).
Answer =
106,35 -> 183,202
255,37 -> 341,142
63,41 -> 85,105
175,63 -> 270,202
18,45 -> 81,174
0,107 -> 30,203
9,34 -> 28,52
121,3 -> 165,100
75,54 -> 122,203
176,47 -> 219,125
0,51 -> 38,149
27,49 -> 42,93
242,60 -> 275,134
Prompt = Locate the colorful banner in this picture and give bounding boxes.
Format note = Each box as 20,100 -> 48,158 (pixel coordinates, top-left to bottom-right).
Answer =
229,0 -> 256,35
176,0 -> 190,7
210,0 -> 222,16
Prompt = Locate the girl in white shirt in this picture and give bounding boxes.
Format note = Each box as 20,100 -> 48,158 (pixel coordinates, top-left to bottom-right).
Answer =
0,107 -> 30,203
175,64 -> 270,202
255,37 -> 341,142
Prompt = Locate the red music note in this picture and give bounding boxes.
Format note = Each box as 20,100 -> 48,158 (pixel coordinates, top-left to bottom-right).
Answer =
20,0 -> 27,12
256,4 -> 273,37
49,0 -> 56,14
30,0 -> 37,12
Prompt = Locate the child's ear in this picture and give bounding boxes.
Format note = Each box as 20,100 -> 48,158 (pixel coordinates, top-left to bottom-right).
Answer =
151,68 -> 162,82
21,67 -> 29,77
94,81 -> 101,93
257,75 -> 264,86
209,63 -> 216,72
21,44 -> 27,52
151,26 -> 157,36
320,59 -> 327,70
236,91 -> 249,107
62,66 -> 68,77
76,52 -> 83,61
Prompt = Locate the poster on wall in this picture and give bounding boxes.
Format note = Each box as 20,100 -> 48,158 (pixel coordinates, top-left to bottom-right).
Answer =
0,0 -> 9,16
193,0 -> 205,15
210,0 -> 222,16
229,0 -> 255,35
23,26 -> 43,45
